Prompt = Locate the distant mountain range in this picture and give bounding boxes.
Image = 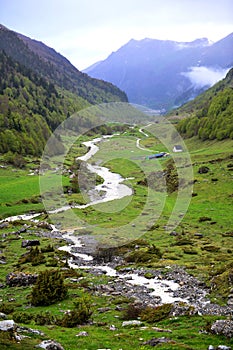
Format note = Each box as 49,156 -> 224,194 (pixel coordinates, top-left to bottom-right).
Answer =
84,34 -> 233,112
0,24 -> 127,156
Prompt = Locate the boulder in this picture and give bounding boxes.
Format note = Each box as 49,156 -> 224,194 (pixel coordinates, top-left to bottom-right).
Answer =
21,239 -> 40,248
6,272 -> 38,287
0,312 -> 7,320
198,166 -> 210,174
0,319 -> 16,331
211,320 -> 233,338
122,320 -> 142,327
36,340 -> 65,350
143,337 -> 172,346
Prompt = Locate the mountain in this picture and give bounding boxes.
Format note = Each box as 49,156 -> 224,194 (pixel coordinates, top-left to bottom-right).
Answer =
176,67 -> 233,140
0,24 -> 128,104
84,34 -> 233,112
0,24 -> 128,157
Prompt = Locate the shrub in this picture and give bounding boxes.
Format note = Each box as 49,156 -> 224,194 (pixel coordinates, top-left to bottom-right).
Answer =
30,270 -> 68,306
0,302 -> 16,314
121,303 -> 143,320
34,311 -> 56,326
18,246 -> 45,266
140,304 -> 173,323
59,296 -> 92,327
12,311 -> 34,324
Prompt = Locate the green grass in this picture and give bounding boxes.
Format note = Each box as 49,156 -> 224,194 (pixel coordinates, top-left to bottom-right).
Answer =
0,129 -> 233,349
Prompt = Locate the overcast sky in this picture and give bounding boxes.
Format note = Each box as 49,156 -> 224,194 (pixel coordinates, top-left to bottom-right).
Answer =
1,0 -> 233,70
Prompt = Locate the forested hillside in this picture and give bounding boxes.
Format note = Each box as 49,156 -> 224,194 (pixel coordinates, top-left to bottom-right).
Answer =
0,25 -> 128,157
0,51 -> 89,156
176,68 -> 233,140
0,25 -> 128,104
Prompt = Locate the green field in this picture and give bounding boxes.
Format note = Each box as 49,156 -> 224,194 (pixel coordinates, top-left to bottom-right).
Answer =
0,128 -> 233,349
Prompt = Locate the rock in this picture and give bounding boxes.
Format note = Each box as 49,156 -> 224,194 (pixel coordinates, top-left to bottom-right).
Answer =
0,319 -> 16,331
21,239 -> 40,248
171,302 -> 197,317
198,166 -> 210,174
36,222 -> 53,230
109,325 -> 116,331
0,222 -> 9,229
143,337 -> 172,346
151,327 -> 172,333
122,320 -> 142,327
97,307 -> 111,313
6,272 -> 38,287
76,331 -> 89,337
217,346 -> 232,350
211,320 -> 233,338
36,340 -> 65,350
0,312 -> 7,320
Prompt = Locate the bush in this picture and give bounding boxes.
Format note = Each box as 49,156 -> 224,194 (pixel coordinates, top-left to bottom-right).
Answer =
12,311 -> 34,324
30,270 -> 68,306
18,246 -> 45,266
34,311 -> 56,326
59,296 -> 92,327
122,303 -> 143,320
0,302 -> 16,314
140,304 -> 173,323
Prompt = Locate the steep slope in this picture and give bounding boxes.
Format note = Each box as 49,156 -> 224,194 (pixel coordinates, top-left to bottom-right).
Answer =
176,68 -> 233,140
0,51 -> 91,156
84,35 -> 233,111
0,24 -> 128,157
0,24 -> 128,104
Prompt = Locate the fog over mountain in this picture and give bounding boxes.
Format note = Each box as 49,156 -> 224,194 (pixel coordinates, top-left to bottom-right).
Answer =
182,66 -> 230,89
84,33 -> 233,112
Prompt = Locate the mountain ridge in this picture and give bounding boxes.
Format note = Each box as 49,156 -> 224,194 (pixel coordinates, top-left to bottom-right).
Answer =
0,24 -> 128,157
84,34 -> 233,111
0,24 -> 128,104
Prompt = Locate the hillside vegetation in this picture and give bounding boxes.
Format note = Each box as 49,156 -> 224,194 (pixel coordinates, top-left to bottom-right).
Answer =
0,25 -> 128,157
176,68 -> 233,140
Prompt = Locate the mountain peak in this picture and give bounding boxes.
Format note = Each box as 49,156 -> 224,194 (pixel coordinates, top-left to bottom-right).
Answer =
85,33 -> 233,111
0,23 -> 9,31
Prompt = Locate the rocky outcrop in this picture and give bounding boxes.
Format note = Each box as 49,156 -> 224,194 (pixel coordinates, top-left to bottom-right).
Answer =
143,337 -> 172,346
36,340 -> 65,350
21,239 -> 40,247
0,319 -> 16,332
211,320 -> 233,338
6,272 -> 38,287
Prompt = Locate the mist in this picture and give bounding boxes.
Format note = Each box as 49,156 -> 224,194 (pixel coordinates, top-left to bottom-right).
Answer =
182,66 -> 230,89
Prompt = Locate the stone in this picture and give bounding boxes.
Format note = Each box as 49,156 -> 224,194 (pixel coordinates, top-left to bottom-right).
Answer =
97,307 -> 111,313
0,319 -> 16,331
6,272 -> 38,287
0,222 -> 9,229
21,239 -> 40,248
36,340 -> 65,350
211,320 -> 233,338
198,166 -> 210,174
143,337 -> 172,346
0,312 -> 7,320
122,320 -> 142,327
217,346 -> 232,350
76,331 -> 89,337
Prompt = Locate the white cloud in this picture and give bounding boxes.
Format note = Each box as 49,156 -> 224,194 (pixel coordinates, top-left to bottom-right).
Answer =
182,66 -> 230,89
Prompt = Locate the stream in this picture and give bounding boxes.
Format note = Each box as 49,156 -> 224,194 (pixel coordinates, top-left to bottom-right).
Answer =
1,133 -> 219,310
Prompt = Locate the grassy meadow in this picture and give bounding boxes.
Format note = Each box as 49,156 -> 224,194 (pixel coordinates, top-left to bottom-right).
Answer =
0,126 -> 232,349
